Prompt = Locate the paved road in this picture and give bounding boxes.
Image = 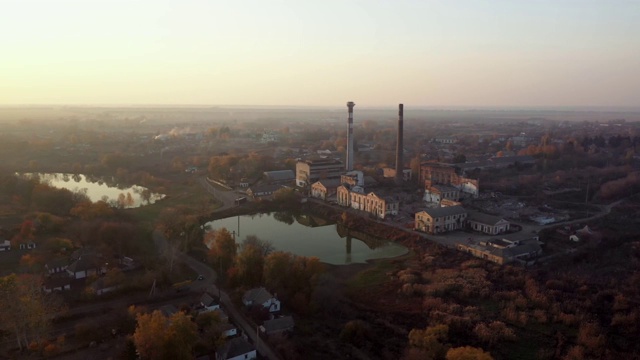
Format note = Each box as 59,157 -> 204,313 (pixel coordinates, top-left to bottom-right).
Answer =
180,255 -> 281,360
199,177 -> 241,212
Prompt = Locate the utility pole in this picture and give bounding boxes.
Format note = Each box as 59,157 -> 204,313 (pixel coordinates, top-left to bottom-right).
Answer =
256,324 -> 260,354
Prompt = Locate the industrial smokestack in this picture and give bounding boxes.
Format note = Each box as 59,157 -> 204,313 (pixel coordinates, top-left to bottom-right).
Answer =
346,101 -> 355,171
395,104 -> 404,185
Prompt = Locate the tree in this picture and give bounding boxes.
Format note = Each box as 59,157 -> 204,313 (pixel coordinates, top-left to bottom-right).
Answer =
408,324 -> 450,360
164,312 -> 198,360
70,200 -> 115,220
473,321 -> 516,346
242,235 -> 274,257
205,228 -> 237,276
340,320 -> 372,346
96,221 -> 137,258
273,188 -> 297,204
505,139 -> 513,152
133,310 -> 167,360
0,274 -> 65,351
133,310 -> 197,360
159,206 -> 203,251
236,242 -> 265,286
446,346 -> 493,360
264,251 -> 294,292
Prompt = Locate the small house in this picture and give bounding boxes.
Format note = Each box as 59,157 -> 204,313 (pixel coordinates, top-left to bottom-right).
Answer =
261,316 -> 295,335
19,242 -> 37,250
42,273 -> 72,293
246,184 -> 282,199
242,287 -> 280,312
200,292 -> 221,312
0,240 -> 11,251
45,258 -> 69,275
216,337 -> 256,360
66,254 -> 106,279
219,322 -> 238,338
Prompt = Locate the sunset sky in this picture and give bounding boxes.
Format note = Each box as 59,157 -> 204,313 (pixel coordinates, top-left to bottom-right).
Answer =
1,0 -> 638,107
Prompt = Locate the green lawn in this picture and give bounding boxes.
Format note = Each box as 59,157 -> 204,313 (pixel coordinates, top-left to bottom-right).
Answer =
127,181 -> 221,228
347,260 -> 399,290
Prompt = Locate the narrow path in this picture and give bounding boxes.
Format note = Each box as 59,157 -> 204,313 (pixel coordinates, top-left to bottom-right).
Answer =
181,255 -> 281,360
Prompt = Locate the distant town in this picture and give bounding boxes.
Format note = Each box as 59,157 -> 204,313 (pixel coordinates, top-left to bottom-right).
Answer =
1,105 -> 640,359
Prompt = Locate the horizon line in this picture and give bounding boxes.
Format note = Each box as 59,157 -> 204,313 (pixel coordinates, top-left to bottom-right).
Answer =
1,104 -> 640,112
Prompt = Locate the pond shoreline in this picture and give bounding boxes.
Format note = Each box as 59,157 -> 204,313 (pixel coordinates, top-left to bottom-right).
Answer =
204,199 -> 433,266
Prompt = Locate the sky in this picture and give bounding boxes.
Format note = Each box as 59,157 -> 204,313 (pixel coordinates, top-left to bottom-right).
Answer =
1,0 -> 639,107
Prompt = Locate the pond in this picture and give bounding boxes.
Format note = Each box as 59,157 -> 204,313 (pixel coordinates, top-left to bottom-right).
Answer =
21,173 -> 165,208
205,212 -> 408,265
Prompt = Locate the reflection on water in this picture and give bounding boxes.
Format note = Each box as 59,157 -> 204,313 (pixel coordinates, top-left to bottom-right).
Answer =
22,173 -> 165,208
206,211 -> 408,265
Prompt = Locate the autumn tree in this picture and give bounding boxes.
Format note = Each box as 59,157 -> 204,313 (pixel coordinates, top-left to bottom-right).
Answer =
163,312 -> 199,359
158,206 -> 203,251
208,155 -> 239,180
446,346 -> 493,360
101,152 -> 131,169
0,274 -> 65,351
242,235 -> 274,257
273,187 -> 297,204
263,252 -> 324,313
264,251 -> 294,292
205,228 -> 237,278
133,310 -> 166,360
194,312 -> 224,352
30,184 -> 79,215
12,219 -> 34,245
473,321 -> 516,347
408,324 -> 450,360
96,221 -> 137,258
70,200 -> 115,220
340,320 -> 372,347
133,310 -> 197,360
236,241 -> 265,287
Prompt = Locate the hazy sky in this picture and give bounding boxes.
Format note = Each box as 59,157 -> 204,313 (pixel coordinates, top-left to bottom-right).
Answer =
1,0 -> 639,107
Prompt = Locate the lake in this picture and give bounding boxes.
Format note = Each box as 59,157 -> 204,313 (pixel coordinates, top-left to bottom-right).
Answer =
21,173 -> 165,208
205,212 -> 408,265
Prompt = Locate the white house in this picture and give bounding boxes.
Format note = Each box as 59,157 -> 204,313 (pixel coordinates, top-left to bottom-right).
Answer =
66,254 -> 106,279
200,292 -> 221,312
219,322 -> 238,338
0,240 -> 11,251
19,242 -> 37,250
242,287 -> 280,312
216,337 -> 256,360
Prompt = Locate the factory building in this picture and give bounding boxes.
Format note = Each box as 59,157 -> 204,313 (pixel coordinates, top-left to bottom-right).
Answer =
295,158 -> 344,188
337,184 -> 399,220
